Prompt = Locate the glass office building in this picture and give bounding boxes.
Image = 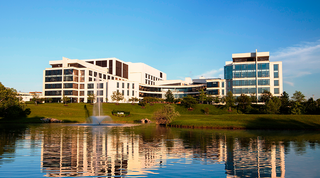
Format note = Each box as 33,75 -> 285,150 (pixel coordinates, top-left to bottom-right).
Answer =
224,51 -> 282,99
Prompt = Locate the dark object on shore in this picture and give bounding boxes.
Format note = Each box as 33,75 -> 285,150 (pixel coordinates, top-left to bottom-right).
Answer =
41,118 -> 63,123
140,118 -> 151,123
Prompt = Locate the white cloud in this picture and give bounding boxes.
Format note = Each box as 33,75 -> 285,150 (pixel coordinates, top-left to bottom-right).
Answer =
195,68 -> 224,79
284,81 -> 294,87
271,40 -> 320,79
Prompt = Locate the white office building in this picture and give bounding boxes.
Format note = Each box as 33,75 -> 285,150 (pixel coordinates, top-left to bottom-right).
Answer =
43,57 -> 166,103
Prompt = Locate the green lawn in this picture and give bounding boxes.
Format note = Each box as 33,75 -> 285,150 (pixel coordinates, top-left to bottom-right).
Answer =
1,103 -> 320,130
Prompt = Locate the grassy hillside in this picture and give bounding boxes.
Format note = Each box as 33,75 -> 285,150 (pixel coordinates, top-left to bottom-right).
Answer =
1,103 -> 320,130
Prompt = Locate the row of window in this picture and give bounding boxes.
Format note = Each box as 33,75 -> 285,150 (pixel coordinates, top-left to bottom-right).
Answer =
116,82 -> 135,89
145,73 -> 161,82
233,87 -> 271,94
145,79 -> 156,85
116,90 -> 135,96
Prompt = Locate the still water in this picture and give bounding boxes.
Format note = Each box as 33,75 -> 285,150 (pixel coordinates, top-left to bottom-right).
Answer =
0,123 -> 320,178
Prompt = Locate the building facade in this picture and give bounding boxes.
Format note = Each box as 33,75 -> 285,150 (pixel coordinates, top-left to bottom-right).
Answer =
43,57 -> 164,103
43,50 -> 282,103
224,51 -> 283,99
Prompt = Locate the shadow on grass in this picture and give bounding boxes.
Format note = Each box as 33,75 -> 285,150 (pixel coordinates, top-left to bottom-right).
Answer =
245,117 -> 320,130
0,116 -> 44,123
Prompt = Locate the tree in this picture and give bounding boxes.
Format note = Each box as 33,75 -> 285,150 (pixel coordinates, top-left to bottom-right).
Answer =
304,97 -> 317,114
111,91 -> 124,104
260,90 -> 272,103
225,91 -> 235,111
165,90 -> 174,103
128,97 -> 139,104
0,82 -> 31,118
236,94 -> 251,111
181,95 -> 197,109
31,93 -> 41,105
206,96 -> 214,105
280,91 -> 290,114
199,89 -> 206,104
265,96 -> 281,114
290,101 -> 302,115
62,95 -> 70,105
292,91 -> 306,103
214,96 -> 220,103
153,104 -> 180,125
87,93 -> 96,104
250,93 -> 257,104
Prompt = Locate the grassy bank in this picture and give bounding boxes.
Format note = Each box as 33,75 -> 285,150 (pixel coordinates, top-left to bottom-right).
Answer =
1,103 -> 320,130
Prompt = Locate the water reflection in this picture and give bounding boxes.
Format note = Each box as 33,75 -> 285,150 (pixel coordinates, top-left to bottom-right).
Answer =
0,124 -> 320,177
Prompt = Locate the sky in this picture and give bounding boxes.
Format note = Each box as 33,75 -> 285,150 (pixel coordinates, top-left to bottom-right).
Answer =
0,0 -> 320,99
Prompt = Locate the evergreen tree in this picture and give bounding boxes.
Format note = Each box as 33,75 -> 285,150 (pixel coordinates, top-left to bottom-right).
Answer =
265,96 -> 281,114
199,89 -> 207,104
225,91 -> 235,111
165,90 -> 174,103
280,91 -> 290,114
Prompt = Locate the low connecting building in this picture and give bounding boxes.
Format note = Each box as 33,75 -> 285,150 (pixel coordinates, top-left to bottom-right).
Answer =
42,50 -> 282,103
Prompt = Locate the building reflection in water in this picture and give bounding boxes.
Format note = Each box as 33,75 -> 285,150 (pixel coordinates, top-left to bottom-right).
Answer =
40,126 -> 285,177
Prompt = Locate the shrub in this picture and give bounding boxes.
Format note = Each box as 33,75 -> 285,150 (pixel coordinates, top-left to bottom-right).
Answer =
111,110 -> 130,117
153,104 -> 180,125
139,100 -> 146,107
181,95 -> 197,109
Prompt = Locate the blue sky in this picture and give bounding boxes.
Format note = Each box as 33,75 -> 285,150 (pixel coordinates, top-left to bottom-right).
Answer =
1,0 -> 320,99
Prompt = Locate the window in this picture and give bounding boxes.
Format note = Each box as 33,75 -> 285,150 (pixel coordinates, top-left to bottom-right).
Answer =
45,84 -> 62,89
207,82 -> 219,87
258,79 -> 270,85
97,83 -> 103,89
127,90 -> 129,96
132,83 -> 135,89
222,89 -> 225,95
99,73 -> 102,78
103,74 -> 106,79
274,80 -> 279,86
94,72 -> 97,77
145,73 -> 147,78
112,76 -> 114,80
80,84 -> 84,89
222,82 -> 224,87
117,82 -> 119,88
88,83 -> 94,89
45,70 -> 62,76
274,88 -> 279,94
122,83 -> 124,88
89,77 -> 92,81
97,90 -> 103,96
274,72 -> 279,78
274,64 -> 279,71
132,90 -> 134,96
87,90 -> 94,95
145,79 -> 147,84
89,70 -> 92,76
122,90 -> 124,95
127,83 -> 129,89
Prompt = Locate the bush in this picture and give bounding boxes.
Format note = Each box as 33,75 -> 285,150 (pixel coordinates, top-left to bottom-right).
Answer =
111,110 -> 130,117
181,95 -> 197,109
153,104 -> 180,125
139,100 -> 147,107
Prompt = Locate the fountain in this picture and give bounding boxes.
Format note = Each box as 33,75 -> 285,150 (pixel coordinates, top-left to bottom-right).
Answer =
89,81 -> 112,125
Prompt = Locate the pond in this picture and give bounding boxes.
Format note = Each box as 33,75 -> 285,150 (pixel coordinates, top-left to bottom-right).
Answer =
0,123 -> 320,178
